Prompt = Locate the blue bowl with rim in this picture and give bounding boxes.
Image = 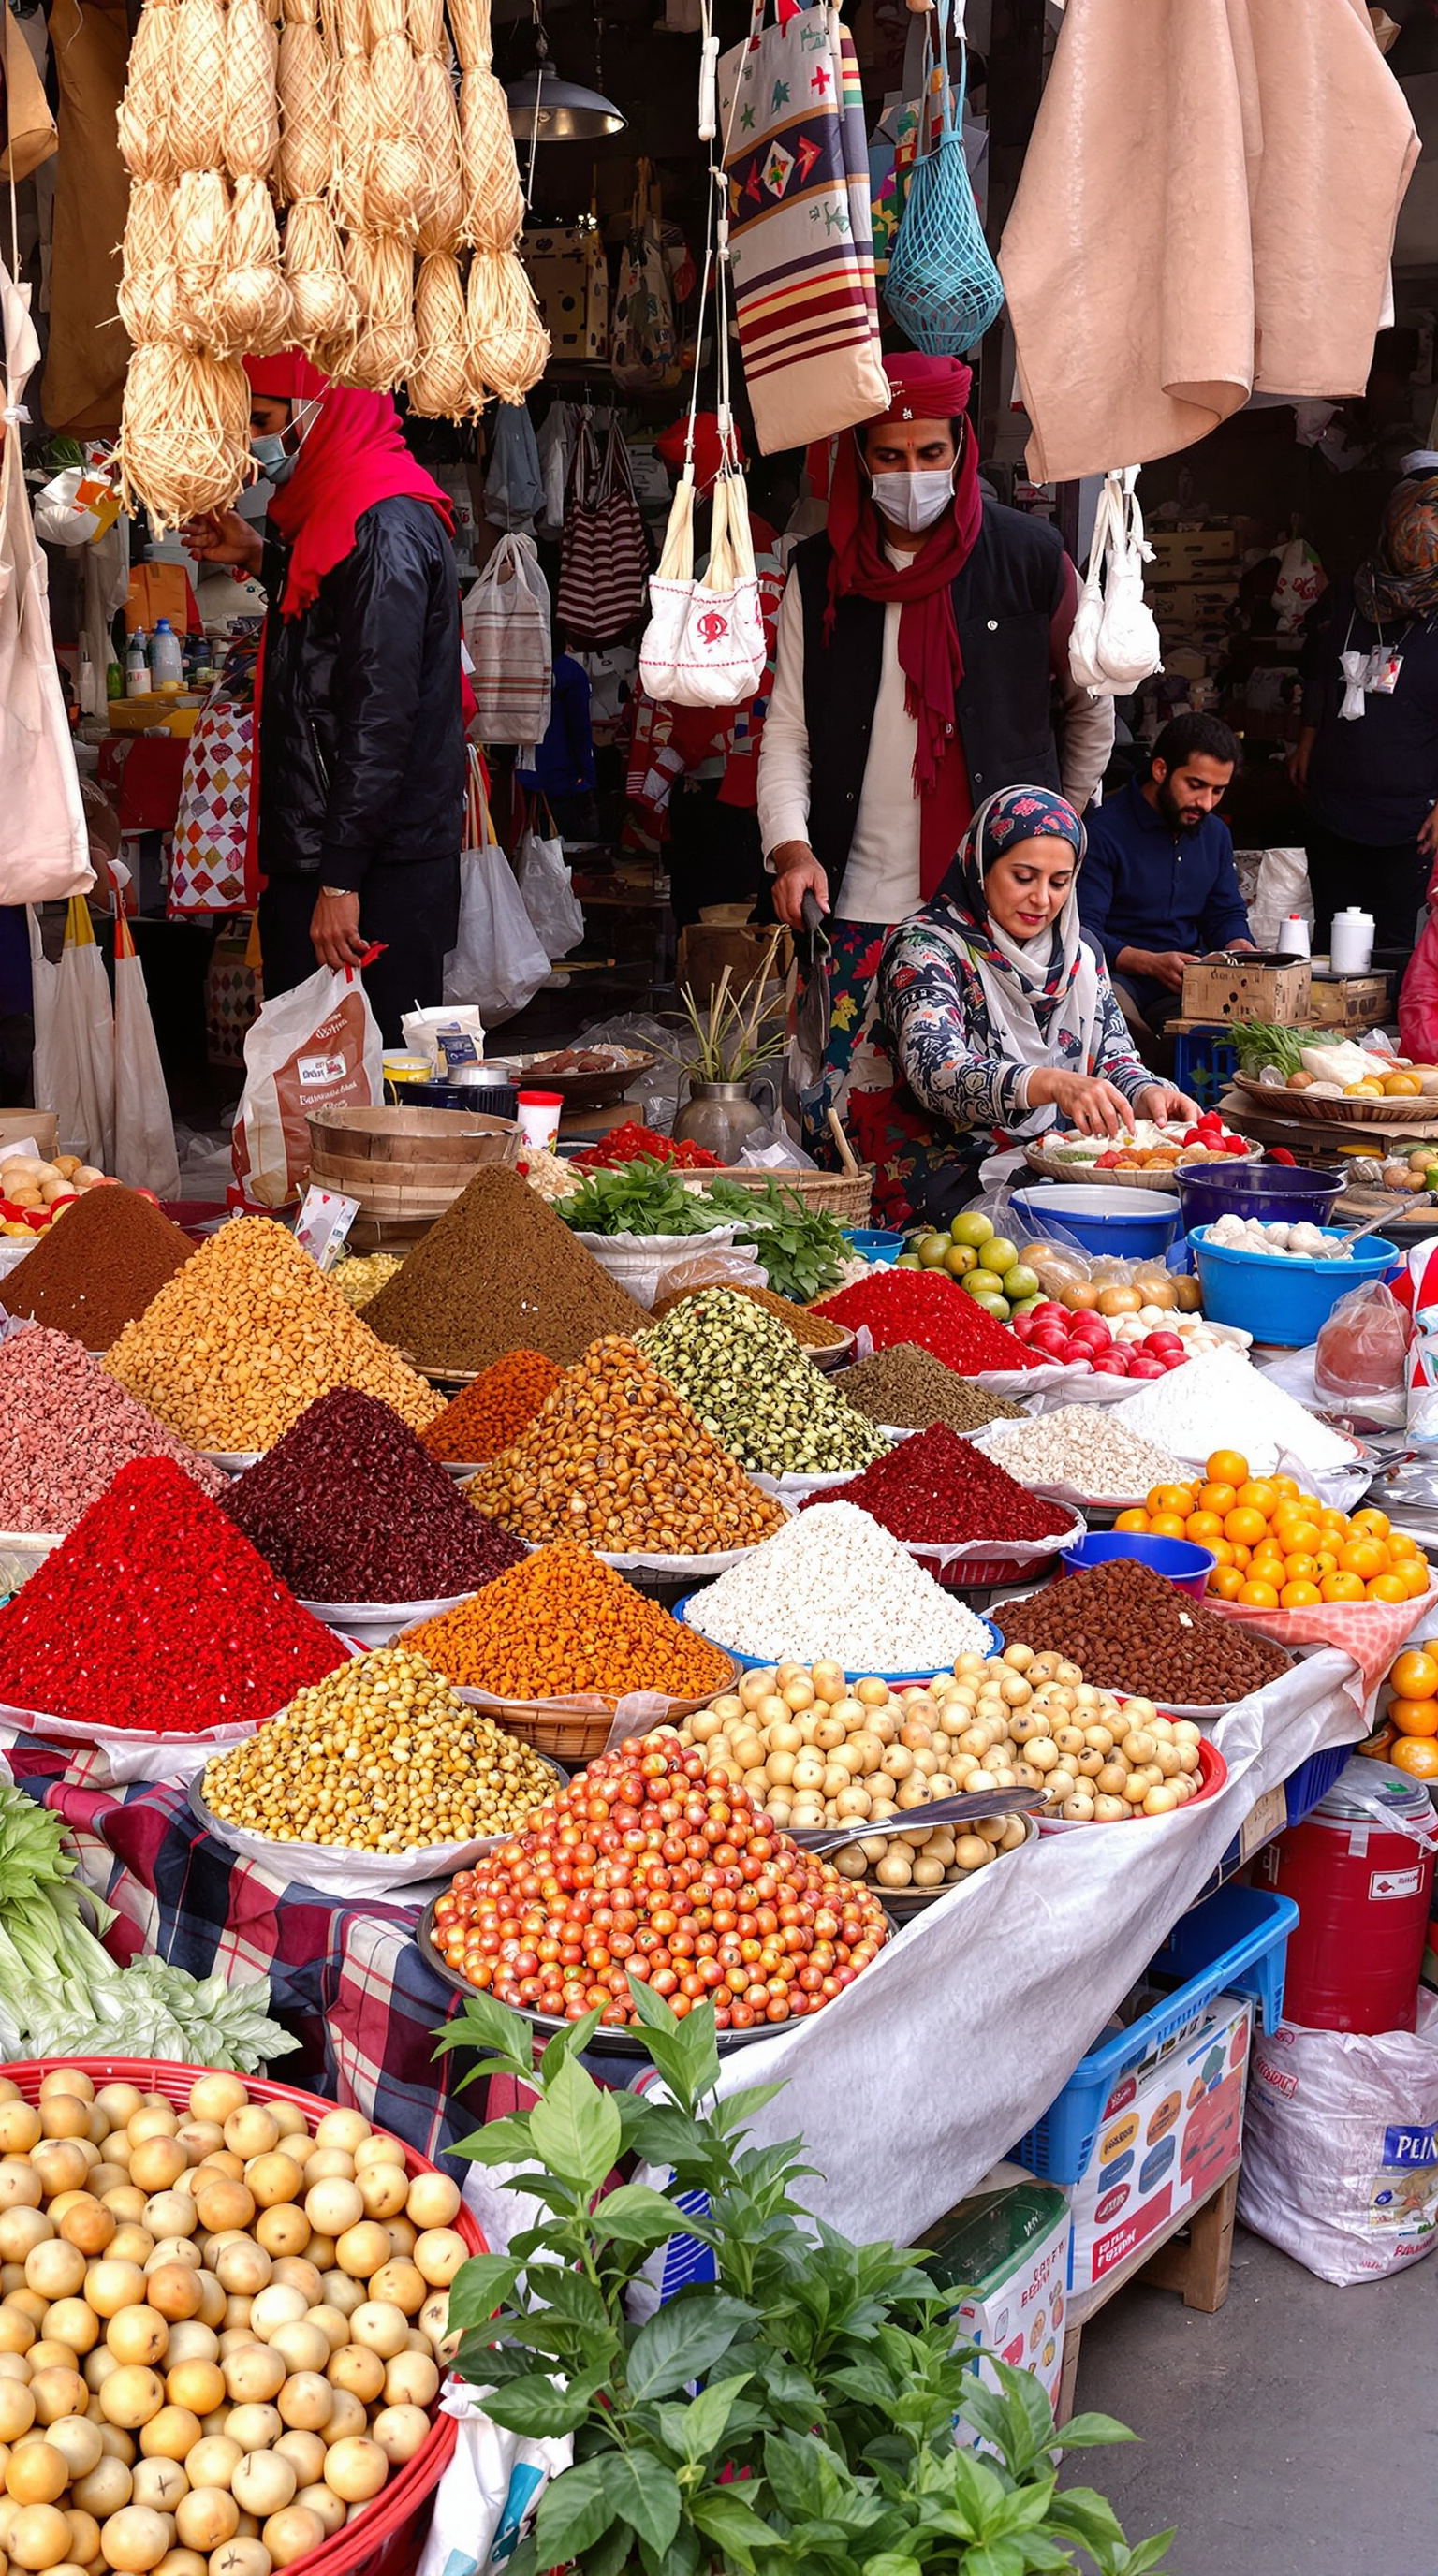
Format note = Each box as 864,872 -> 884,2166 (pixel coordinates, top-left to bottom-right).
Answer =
1010,1184 -> 1181,1261
1189,1222 -> 1398,1346
1061,1531 -> 1216,1602
1175,1161 -> 1344,1234
842,1226 -> 905,1264
673,1591 -> 1001,1681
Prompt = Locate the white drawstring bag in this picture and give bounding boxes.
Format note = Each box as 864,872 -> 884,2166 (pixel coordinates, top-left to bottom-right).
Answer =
1069,467 -> 1163,698
638,473 -> 766,708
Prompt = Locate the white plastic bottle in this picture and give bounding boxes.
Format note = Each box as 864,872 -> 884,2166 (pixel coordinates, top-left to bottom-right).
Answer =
125,628 -> 149,695
150,617 -> 183,686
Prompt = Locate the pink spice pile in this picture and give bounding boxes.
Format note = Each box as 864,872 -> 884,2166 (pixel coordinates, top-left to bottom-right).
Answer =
0,1325 -> 226,1534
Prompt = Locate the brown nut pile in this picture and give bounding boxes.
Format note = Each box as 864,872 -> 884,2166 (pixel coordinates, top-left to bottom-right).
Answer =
992,1558 -> 1289,1706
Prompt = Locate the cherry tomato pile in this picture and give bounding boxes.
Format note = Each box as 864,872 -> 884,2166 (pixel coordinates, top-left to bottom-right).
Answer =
1008,1301 -> 1189,1379
1090,1110 -> 1250,1171
431,1733 -> 889,2030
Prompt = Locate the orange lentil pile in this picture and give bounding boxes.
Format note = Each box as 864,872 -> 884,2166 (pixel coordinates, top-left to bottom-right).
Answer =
651,1282 -> 847,1349
404,1537 -> 735,1700
420,1349 -> 562,1463
464,1334 -> 785,1556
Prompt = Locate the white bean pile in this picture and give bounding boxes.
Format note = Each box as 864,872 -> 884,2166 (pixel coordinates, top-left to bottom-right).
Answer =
686,1501 -> 993,1669
1205,1216 -> 1340,1259
974,1408 -> 1187,1498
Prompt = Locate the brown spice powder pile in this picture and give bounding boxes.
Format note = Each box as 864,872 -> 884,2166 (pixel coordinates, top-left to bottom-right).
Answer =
363,1166 -> 648,1373
839,1344 -> 1030,1433
5,1188 -> 196,1349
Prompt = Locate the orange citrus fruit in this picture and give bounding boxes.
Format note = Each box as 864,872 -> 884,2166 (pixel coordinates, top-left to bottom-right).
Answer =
1200,1483 -> 1237,1517
1318,1508 -> 1351,1536
1353,1508 -> 1391,1539
1403,1561 -> 1431,1598
1211,1539 -> 1236,1568
1184,1513 -> 1225,1544
1237,1579 -> 1280,1609
1367,1574 -> 1409,1603
1231,1544 -> 1252,1572
1340,1539 -> 1386,1580
1390,1736 -> 1438,1779
1388,1697 -> 1438,1738
1148,1485 -> 1194,1516
1321,1572 -> 1366,1603
1209,1567 -> 1245,1602
1208,1451 -> 1248,1488
1235,1481 -> 1278,1518
1113,1509 -> 1149,1533
1273,1518 -> 1321,1558
1280,1580 -> 1322,1607
1225,1507 -> 1268,1547
1269,1476 -> 1301,1503
1391,1648 -> 1438,1700
1149,1513 -> 1188,1540
1387,1531 -> 1420,1562
1282,1556 -> 1319,1586
1296,1494 -> 1324,1520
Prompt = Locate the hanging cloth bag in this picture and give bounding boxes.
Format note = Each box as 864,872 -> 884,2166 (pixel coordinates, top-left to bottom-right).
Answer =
1068,467 -> 1163,696
0,259 -> 92,903
639,473 -> 767,709
885,0 -> 1003,356
522,212 -> 609,364
110,865 -> 181,1198
610,158 -> 680,392
462,532 -> 553,746
556,416 -> 651,647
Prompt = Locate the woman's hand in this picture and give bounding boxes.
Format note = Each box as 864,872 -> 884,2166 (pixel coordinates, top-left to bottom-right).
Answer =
1136,1082 -> 1200,1127
1029,1069 -> 1137,1137
180,509 -> 264,578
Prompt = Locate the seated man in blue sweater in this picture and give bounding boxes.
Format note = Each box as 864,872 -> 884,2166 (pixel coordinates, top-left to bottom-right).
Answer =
1079,712 -> 1255,1035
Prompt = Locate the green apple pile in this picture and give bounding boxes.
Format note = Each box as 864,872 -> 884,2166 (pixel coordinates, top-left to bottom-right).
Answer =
897,1213 -> 1040,1323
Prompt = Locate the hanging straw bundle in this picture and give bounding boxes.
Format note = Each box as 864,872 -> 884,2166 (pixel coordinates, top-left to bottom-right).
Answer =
283,194 -> 357,340
223,0 -> 282,180
116,344 -> 253,529
329,0 -> 372,231
458,66 -> 523,249
361,29 -> 425,238
171,167 -> 233,348
117,0 -> 181,183
169,0 -> 228,171
276,19 -> 333,201
208,173 -> 294,354
466,244 -> 546,402
335,230 -> 417,387
414,52 -> 463,256
407,250 -> 472,415
445,0 -> 486,70
407,0 -> 444,52
117,182 -> 182,346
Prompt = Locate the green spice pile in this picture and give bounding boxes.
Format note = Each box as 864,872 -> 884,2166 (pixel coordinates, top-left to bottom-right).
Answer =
364,1165 -> 648,1373
641,1288 -> 887,1476
838,1343 -> 1031,1433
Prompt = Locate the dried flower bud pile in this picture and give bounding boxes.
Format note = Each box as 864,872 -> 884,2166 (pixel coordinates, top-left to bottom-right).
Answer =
651,1281 -> 848,1349
420,1350 -> 562,1463
106,1218 -> 441,1452
641,1290 -> 887,1477
363,1168 -> 647,1374
430,1729 -> 888,2027
0,1458 -> 345,1733
405,1539 -> 735,1702
993,1558 -> 1291,1705
225,1390 -> 524,1604
837,1344 -> 1029,1433
0,1326 -> 226,1533
814,1270 -> 1039,1371
2,1186 -> 195,1347
975,1407 -> 1188,1500
801,1422 -> 1072,1544
202,1647 -> 555,1850
466,1336 -> 785,1555
686,1500 -> 995,1671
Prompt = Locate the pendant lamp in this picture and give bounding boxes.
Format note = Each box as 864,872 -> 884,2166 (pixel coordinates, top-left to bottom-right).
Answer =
506,29 -> 625,138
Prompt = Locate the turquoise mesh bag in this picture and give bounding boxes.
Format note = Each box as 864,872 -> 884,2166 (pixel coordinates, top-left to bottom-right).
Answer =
884,27 -> 1004,355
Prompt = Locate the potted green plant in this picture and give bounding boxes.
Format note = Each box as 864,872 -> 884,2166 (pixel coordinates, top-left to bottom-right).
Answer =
667,936 -> 787,1165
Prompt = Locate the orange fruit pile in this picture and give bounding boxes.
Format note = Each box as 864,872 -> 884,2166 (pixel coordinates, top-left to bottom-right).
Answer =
1113,1448 -> 1431,1612
1381,1647 -> 1438,1778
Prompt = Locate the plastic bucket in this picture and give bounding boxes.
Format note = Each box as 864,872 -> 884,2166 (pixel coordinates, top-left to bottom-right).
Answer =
1010,1184 -> 1181,1260
1061,1530 -> 1216,1601
1189,1223 -> 1398,1346
1257,1755 -> 1437,2033
1175,1160 -> 1344,1233
842,1227 -> 905,1263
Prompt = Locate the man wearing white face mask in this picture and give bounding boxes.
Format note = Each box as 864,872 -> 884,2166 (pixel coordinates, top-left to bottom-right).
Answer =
757,352 -> 1112,1167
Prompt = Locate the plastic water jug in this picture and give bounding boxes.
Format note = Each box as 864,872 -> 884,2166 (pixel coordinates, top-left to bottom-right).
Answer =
1258,1757 -> 1438,2032
150,618 -> 183,687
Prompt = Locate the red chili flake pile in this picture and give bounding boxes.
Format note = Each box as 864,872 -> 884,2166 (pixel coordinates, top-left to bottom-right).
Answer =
226,1387 -> 526,1604
574,1122 -> 723,1171
814,1271 -> 1039,1373
0,1456 -> 345,1732
800,1422 -> 1070,1544
0,1325 -> 227,1534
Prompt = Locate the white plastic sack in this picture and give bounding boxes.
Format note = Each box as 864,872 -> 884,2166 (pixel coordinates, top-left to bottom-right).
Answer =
231,960 -> 383,1208
571,1222 -> 752,1310
36,896 -> 113,1168
1243,845 -> 1314,951
1240,1997 -> 1438,2284
416,2385 -> 570,2576
1069,468 -> 1162,697
110,872 -> 180,1199
443,843 -> 550,1023
0,261 -> 92,905
514,826 -> 585,960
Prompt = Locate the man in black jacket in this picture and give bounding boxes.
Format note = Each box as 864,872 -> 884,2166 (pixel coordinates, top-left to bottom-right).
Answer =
183,357 -> 465,1045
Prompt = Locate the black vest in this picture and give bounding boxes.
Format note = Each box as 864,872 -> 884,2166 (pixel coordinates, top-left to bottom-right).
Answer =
791,503 -> 1066,913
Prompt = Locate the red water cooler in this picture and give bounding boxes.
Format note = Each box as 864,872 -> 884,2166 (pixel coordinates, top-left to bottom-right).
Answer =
1258,1758 -> 1437,2034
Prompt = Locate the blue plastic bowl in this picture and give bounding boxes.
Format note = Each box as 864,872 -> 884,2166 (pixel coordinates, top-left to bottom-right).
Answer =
842,1226 -> 904,1264
1010,1183 -> 1181,1261
1176,1161 -> 1344,1234
1190,1222 -> 1398,1347
1061,1530 -> 1216,1601
673,1591 -> 1000,1681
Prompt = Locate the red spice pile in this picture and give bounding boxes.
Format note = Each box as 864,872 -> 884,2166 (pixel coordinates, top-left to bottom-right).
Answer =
0,1457 -> 345,1733
421,1350 -> 562,1463
574,1123 -> 723,1171
227,1388 -> 525,1603
814,1271 -> 1038,1373
800,1422 -> 1069,1544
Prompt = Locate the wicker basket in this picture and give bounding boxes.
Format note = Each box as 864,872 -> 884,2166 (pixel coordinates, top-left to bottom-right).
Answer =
1232,1074 -> 1438,1128
1021,1143 -> 1261,1191
452,1665 -> 741,1763
712,1164 -> 874,1222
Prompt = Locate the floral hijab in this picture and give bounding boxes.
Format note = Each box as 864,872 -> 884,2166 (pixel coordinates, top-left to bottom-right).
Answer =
1355,473 -> 1438,625
935,785 -> 1088,1038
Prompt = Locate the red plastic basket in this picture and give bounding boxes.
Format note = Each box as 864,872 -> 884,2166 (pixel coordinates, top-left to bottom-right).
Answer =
1034,1734 -> 1226,1832
0,2056 -> 485,2576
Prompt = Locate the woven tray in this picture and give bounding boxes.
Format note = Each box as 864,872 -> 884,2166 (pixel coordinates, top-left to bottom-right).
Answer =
712,1164 -> 874,1222
1022,1144 -> 1260,1189
1231,1075 -> 1435,1126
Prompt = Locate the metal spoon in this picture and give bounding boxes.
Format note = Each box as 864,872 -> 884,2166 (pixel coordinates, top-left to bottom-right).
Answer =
791,1785 -> 1044,1854
1321,1190 -> 1431,1253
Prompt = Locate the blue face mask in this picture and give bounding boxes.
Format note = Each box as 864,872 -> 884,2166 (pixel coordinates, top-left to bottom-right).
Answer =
249,432 -> 295,485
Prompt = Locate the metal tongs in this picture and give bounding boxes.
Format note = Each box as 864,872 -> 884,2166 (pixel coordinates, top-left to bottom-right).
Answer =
791,1784 -> 1044,1854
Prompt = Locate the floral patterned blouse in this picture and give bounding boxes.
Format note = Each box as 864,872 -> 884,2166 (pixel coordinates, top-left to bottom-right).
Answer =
877,897 -> 1152,1142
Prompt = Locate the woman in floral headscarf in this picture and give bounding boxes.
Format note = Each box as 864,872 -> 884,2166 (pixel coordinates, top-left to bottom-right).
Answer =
872,786 -> 1195,1227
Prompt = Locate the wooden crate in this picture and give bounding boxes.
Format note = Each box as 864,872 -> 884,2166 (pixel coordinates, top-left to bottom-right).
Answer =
1056,2166 -> 1240,2426
1307,973 -> 1390,1031
1180,956 -> 1312,1023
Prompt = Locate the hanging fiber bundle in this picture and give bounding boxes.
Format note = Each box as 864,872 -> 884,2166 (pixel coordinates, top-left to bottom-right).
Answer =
172,167 -> 233,348
459,66 -> 523,250
466,244 -> 547,402
276,20 -> 333,201
116,0 -> 180,182
283,0 -> 317,21
117,182 -> 181,347
414,52 -> 463,256
283,194 -> 357,340
361,29 -> 425,238
208,173 -> 294,354
407,0 -> 445,54
222,0 -> 282,179
445,0 -> 487,70
366,0 -> 407,35
169,0 -> 228,170
333,50 -> 372,232
116,344 -> 253,529
336,229 -> 417,387
408,250 -> 473,416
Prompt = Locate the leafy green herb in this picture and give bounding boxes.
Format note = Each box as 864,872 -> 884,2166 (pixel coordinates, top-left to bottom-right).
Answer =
1230,1022 -> 1317,1079
705,1175 -> 850,1302
559,1159 -> 734,1239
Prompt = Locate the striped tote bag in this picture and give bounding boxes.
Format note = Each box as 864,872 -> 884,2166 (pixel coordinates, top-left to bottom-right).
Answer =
555,417 -> 652,647
462,533 -> 553,747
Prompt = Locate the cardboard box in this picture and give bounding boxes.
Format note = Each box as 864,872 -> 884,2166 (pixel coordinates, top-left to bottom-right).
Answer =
1068,1995 -> 1253,2295
1148,529 -> 1238,576
1307,973 -> 1390,1032
1181,955 -> 1312,1024
921,2163 -> 1072,2440
1149,581 -> 1240,624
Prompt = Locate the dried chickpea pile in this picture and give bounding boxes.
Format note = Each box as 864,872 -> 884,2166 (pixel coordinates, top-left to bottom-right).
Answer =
465,1335 -> 785,1555
201,1648 -> 555,1851
107,1221 -> 441,1454
0,2064 -> 471,2576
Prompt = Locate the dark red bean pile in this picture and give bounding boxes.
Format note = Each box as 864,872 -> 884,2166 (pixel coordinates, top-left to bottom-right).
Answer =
225,1387 -> 525,1604
800,1422 -> 1071,1544
992,1558 -> 1289,1705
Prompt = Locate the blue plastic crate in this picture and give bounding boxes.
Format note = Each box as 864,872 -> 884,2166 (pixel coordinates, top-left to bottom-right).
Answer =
1012,1882 -> 1298,2185
1171,1024 -> 1239,1113
1203,1739 -> 1359,1895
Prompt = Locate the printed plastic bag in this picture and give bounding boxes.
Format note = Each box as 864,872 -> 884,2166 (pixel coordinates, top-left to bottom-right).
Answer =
110,872 -> 181,1199
515,817 -> 585,960
1239,1995 -> 1438,2284
231,960 -> 383,1208
1315,1279 -> 1410,1427
416,2387 -> 570,2576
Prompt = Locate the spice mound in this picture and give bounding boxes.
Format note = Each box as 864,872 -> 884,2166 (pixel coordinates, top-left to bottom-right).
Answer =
2,1184 -> 195,1347
466,1334 -> 785,1556
332,1250 -> 405,1309
815,1270 -> 1039,1372
641,1288 -> 886,1476
405,1537 -> 735,1701
802,1421 -> 1073,1544
1115,1341 -> 1358,1475
226,1387 -> 524,1604
975,1406 -> 1187,1500
106,1214 -> 441,1451
992,1558 -> 1290,1705
0,1324 -> 226,1534
363,1165 -> 648,1373
686,1500 -> 995,1670
431,1728 -> 888,2028
0,1456 -> 345,1734
421,1349 -> 562,1463
652,1281 -> 847,1349
201,1646 -> 555,1849
839,1343 -> 1028,1433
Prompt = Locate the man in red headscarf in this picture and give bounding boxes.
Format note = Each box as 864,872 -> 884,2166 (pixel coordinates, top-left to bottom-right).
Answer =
181,355 -> 465,1044
756,351 -> 1113,1174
